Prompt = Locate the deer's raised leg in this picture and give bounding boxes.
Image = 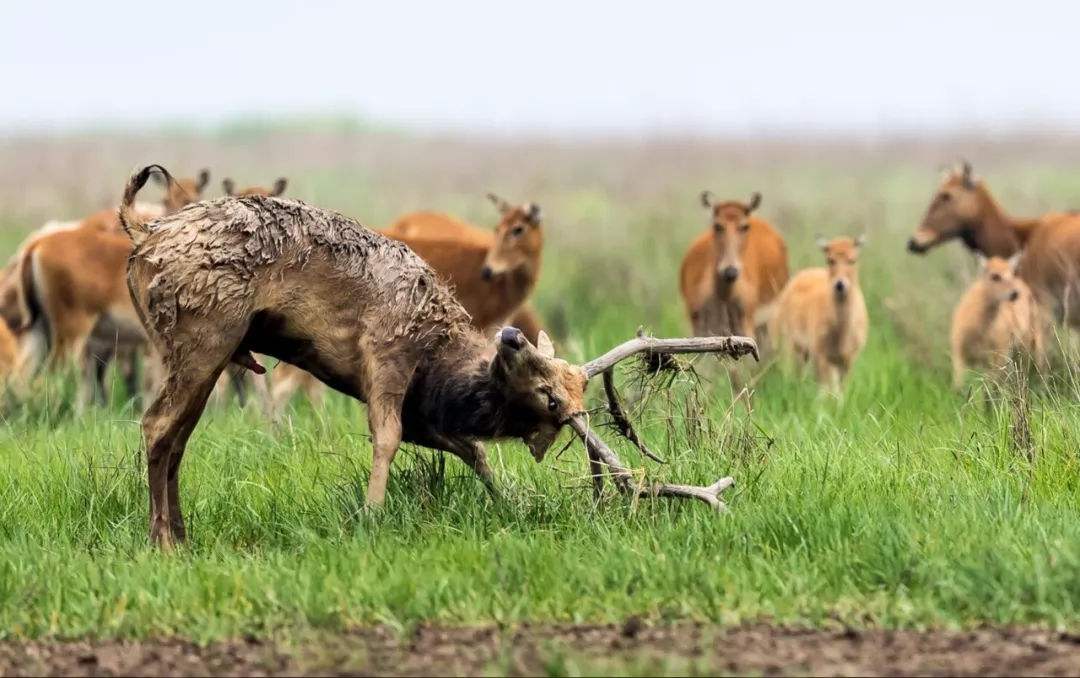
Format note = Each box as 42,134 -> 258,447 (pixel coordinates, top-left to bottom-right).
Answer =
428,434 -> 497,496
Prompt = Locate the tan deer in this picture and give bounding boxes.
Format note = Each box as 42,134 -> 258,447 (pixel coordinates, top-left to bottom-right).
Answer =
951,254 -> 1046,388
771,236 -> 869,393
120,165 -> 755,547
14,169 -> 209,407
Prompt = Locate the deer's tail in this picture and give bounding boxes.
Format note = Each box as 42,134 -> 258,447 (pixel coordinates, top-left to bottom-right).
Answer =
120,164 -> 172,246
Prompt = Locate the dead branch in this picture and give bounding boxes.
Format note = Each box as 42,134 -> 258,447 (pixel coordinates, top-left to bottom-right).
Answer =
602,370 -> 666,464
567,416 -> 734,511
582,334 -> 759,379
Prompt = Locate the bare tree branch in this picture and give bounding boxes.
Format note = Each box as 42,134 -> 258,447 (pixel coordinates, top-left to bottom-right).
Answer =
582,334 -> 759,379
567,416 -> 734,511
602,370 -> 666,464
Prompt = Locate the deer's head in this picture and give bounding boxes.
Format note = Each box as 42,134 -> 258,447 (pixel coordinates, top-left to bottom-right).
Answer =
481,194 -> 543,280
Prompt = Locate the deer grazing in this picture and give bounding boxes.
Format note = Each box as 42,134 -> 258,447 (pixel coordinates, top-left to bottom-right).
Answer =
909,162 -> 1080,333
679,192 -> 789,341
382,194 -> 545,340
951,254 -> 1045,388
121,165 -> 756,547
13,169 -> 210,407
771,236 -> 869,393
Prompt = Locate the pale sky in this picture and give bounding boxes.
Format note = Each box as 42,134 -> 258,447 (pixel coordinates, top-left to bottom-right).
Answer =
1,0 -> 1076,134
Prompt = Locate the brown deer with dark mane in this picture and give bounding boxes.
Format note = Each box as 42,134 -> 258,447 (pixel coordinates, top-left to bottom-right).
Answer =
121,165 -> 756,548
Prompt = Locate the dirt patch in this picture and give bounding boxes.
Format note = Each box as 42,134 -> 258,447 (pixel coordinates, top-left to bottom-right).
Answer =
4,623 -> 1080,676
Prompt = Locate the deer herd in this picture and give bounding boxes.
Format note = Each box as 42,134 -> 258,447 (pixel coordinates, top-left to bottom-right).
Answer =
0,160 -> 1077,545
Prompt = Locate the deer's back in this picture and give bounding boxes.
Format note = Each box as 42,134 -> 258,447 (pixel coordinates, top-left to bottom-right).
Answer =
129,196 -> 472,350
1020,215 -> 1080,321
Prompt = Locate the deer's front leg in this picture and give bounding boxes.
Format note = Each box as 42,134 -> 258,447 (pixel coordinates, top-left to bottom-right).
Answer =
428,434 -> 498,497
365,394 -> 405,508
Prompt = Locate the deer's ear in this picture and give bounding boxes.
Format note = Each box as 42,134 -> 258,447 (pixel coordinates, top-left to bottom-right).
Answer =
854,233 -> 867,248
272,178 -> 288,196
816,234 -> 829,251
1007,251 -> 1023,271
486,192 -> 511,215
536,330 -> 555,358
525,202 -> 541,225
700,190 -> 713,208
960,160 -> 975,190
747,191 -> 762,213
222,178 -> 235,196
196,169 -> 210,193
975,253 -> 988,269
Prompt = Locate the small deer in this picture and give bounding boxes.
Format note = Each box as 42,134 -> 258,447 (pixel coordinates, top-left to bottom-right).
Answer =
679,192 -> 789,341
909,161 -> 1080,334
121,165 -> 754,547
771,236 -> 868,393
383,194 -> 544,338
13,170 -> 210,407
951,254 -> 1046,388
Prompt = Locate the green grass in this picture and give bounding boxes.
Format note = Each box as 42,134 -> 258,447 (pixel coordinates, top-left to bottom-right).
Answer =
0,135 -> 1078,643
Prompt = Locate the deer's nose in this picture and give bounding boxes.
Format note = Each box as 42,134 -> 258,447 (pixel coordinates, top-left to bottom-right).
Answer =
498,327 -> 524,350
480,266 -> 494,281
721,266 -> 740,282
1009,289 -> 1020,302
907,238 -> 923,253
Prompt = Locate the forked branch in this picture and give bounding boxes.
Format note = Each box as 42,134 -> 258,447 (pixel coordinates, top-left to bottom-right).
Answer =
582,334 -> 759,379
567,417 -> 733,511
602,370 -> 666,464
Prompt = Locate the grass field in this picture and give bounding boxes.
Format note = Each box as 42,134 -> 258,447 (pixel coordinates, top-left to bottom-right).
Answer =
0,128 -> 1078,671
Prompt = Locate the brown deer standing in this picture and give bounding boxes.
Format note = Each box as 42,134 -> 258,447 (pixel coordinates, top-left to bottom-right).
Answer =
382,194 -> 545,340
14,170 -> 210,407
679,191 -> 789,345
121,165 -> 755,548
909,162 -> 1080,334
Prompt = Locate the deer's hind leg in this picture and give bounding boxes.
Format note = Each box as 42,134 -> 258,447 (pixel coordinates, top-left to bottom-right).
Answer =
141,330 -> 243,547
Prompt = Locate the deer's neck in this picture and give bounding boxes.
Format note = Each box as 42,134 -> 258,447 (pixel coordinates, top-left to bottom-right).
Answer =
405,338 -> 537,440
965,194 -> 1035,257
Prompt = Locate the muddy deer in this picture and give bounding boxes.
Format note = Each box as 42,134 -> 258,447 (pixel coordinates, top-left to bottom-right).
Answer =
679,192 -> 789,342
771,236 -> 869,393
14,169 -> 210,407
383,194 -> 545,339
909,162 -> 1080,333
950,254 -> 1046,388
121,165 -> 756,547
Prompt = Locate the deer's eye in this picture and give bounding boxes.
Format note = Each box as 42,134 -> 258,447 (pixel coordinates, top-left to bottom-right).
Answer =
827,258 -> 836,266
939,192 -> 952,203
990,273 -> 1002,282
511,226 -> 525,237
547,394 -> 558,412
738,222 -> 750,232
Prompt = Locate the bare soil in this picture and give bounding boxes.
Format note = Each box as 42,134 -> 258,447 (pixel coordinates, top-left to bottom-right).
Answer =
4,623 -> 1080,676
